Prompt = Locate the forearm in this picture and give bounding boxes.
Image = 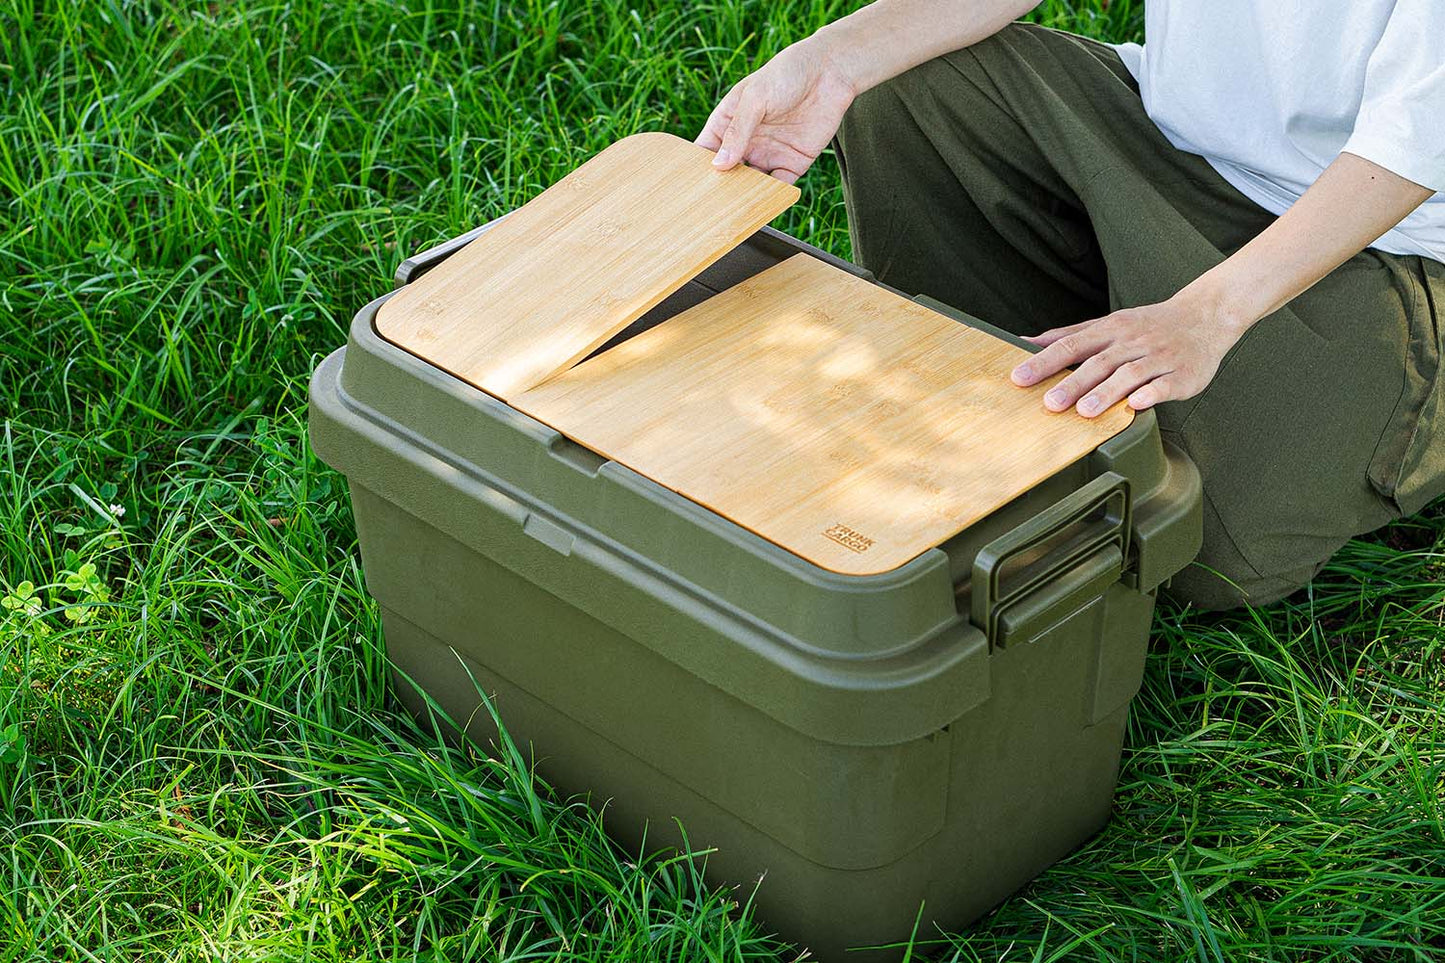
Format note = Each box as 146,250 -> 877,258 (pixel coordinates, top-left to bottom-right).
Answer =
810,0 -> 1041,95
1013,152 -> 1436,416
1176,152 -> 1435,337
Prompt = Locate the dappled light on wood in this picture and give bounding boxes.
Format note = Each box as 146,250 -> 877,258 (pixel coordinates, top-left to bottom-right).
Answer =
516,254 -> 1133,575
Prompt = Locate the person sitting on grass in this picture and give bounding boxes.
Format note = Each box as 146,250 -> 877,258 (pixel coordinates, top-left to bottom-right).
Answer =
697,0 -> 1445,610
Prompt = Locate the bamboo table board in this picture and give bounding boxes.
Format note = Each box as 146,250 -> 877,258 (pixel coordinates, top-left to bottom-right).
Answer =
374,132 -> 799,398
516,255 -> 1134,576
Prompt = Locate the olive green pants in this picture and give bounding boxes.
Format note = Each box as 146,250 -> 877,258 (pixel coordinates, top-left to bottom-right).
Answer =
834,22 -> 1445,610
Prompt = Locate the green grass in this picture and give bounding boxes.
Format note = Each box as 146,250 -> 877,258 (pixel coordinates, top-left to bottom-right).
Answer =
1,0 -> 1441,960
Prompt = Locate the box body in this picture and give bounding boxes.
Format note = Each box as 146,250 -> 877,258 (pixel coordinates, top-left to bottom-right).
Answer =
309,225 -> 1202,960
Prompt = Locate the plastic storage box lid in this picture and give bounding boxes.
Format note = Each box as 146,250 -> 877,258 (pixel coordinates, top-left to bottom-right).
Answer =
375,132 -> 1133,576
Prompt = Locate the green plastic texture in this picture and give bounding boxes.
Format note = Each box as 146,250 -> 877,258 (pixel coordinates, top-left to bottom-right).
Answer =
308,221 -> 1204,961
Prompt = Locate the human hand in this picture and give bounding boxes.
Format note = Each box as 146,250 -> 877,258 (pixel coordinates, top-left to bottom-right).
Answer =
695,37 -> 858,184
1009,293 -> 1252,417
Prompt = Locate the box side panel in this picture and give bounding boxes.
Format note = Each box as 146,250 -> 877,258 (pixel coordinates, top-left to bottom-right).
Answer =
378,578 -> 1149,961
372,596 -> 950,873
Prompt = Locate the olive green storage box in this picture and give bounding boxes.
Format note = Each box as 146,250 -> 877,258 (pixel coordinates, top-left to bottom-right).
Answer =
309,222 -> 1203,960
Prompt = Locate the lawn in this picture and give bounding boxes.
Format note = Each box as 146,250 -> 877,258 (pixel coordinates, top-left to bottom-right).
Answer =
2,1 -> 1443,960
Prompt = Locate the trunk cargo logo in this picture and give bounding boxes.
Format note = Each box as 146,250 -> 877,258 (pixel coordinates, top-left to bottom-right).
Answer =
822,523 -> 875,554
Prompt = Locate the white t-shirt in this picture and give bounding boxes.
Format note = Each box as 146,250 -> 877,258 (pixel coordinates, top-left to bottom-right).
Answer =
1114,1 -> 1445,262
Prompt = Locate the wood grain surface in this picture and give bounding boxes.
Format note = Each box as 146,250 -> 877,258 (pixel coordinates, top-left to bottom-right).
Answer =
515,254 -> 1134,576
374,131 -> 799,397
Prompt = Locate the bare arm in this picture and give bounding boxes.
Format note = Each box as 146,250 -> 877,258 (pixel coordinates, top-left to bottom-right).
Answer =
1184,153 -> 1435,350
809,0 -> 1040,95
1012,152 -> 1436,415
697,0 -> 1039,181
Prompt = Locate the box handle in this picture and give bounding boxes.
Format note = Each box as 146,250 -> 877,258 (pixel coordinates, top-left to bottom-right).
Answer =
971,472 -> 1131,649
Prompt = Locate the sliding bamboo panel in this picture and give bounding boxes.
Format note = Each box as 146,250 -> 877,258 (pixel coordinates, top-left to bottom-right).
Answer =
375,132 -> 799,397
515,255 -> 1133,575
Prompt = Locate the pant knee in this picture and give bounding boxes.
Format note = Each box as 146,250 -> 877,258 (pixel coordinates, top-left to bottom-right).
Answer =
837,30 -> 1010,158
1163,560 -> 1325,611
835,51 -> 994,277
1159,495 -> 1328,611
